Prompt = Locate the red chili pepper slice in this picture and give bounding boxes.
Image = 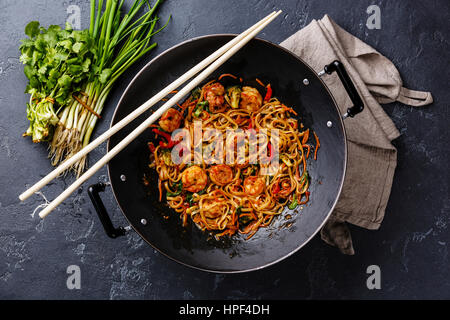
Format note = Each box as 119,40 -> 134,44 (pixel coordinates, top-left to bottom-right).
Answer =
152,128 -> 171,140
264,84 -> 272,102
152,128 -> 179,149
160,140 -> 176,148
267,142 -> 274,161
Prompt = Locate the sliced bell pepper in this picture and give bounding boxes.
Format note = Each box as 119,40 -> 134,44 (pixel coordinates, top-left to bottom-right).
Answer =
152,128 -> 178,148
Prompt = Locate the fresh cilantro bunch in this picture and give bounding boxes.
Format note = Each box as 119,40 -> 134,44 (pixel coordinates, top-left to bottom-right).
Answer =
19,0 -> 169,176
19,21 -> 95,142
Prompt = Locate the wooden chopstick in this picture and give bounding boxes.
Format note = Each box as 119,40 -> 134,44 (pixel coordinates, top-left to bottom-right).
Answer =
18,11 -> 279,203
35,10 -> 282,219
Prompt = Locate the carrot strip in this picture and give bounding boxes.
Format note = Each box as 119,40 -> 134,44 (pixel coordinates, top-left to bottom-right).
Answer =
294,166 -> 300,180
299,191 -> 310,205
301,128 -> 309,145
255,78 -> 265,87
313,131 -> 320,160
303,144 -> 311,159
188,104 -> 195,119
282,104 -> 298,115
218,73 -> 237,80
231,209 -> 237,224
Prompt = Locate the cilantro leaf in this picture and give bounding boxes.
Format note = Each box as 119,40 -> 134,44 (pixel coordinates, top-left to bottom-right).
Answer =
24,21 -> 40,38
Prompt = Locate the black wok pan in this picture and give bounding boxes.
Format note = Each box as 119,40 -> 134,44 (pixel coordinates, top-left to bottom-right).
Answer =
88,35 -> 363,273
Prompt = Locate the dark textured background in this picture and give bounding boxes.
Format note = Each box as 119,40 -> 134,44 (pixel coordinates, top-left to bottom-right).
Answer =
0,0 -> 449,299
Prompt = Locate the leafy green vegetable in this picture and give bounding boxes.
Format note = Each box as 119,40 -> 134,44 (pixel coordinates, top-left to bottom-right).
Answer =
20,0 -> 170,177
185,189 -> 205,205
288,198 -> 298,210
185,192 -> 194,205
20,21 -> 95,142
166,180 -> 182,197
193,100 -> 209,117
298,170 -> 310,193
57,0 -> 170,176
225,86 -> 241,109
24,21 -> 40,38
98,68 -> 112,84
236,206 -> 252,225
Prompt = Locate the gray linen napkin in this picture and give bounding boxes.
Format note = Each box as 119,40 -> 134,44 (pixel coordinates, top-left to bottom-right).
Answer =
280,15 -> 433,254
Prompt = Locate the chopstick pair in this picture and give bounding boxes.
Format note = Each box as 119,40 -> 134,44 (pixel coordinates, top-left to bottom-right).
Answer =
19,10 -> 282,219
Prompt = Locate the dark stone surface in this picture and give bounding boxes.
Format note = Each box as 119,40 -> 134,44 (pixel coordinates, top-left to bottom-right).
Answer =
0,0 -> 448,299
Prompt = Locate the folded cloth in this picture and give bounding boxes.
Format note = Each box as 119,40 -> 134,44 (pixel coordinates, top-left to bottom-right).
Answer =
280,15 -> 433,255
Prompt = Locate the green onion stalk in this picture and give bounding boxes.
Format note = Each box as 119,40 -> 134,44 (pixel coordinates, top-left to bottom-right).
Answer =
49,0 -> 170,177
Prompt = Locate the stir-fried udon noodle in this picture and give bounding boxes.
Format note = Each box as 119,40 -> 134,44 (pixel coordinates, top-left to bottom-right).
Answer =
145,74 -> 320,240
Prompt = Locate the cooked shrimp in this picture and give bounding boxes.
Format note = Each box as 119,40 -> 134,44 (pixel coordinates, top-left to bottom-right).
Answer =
181,165 -> 207,193
243,176 -> 265,196
240,86 -> 262,112
158,108 -> 182,133
204,83 -> 226,113
202,198 -> 227,219
209,164 -> 233,186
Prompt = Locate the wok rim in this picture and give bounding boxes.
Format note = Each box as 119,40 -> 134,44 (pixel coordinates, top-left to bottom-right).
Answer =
106,34 -> 348,273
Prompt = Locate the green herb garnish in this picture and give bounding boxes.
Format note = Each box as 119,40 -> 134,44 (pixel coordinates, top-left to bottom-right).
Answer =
20,0 -> 170,177
166,180 -> 182,197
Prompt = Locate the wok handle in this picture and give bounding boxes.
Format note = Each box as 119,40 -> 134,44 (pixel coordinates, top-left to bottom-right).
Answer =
320,60 -> 364,118
88,182 -> 127,239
